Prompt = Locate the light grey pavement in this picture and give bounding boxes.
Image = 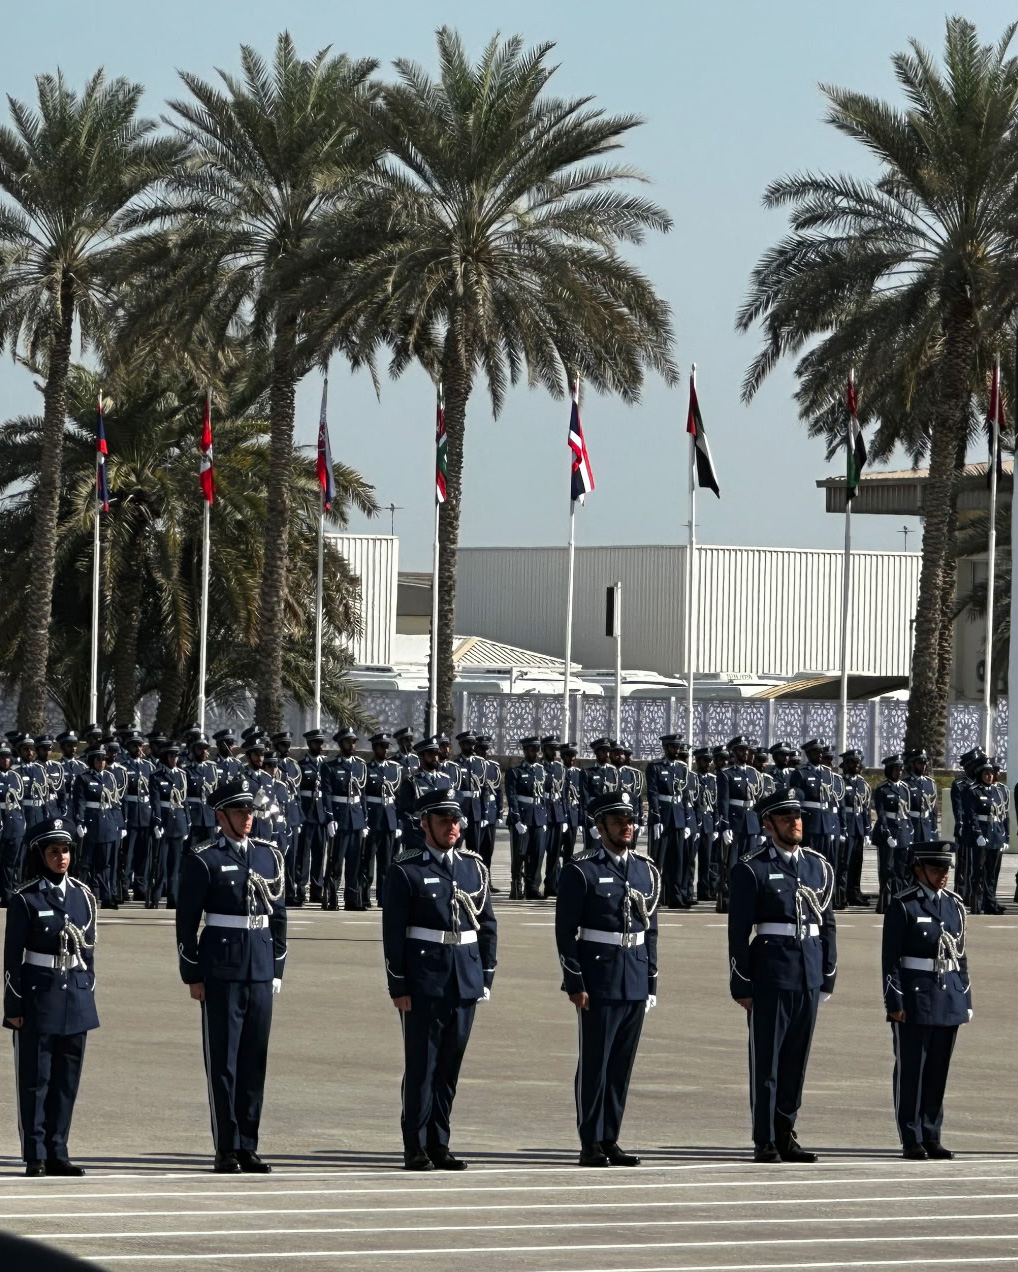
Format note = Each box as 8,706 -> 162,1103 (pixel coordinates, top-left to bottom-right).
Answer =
1,842 -> 1017,1270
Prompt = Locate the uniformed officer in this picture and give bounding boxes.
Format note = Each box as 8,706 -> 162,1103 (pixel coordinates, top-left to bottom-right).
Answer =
728,788 -> 836,1163
904,749 -> 939,844
819,744 -> 845,890
716,735 -> 763,914
960,757 -> 1006,915
796,739 -> 833,859
768,744 -> 796,790
394,727 -> 420,779
398,737 -> 455,852
3,817 -> 99,1177
71,746 -> 120,908
985,758 -> 1009,913
213,729 -> 242,782
271,732 -> 304,905
474,735 -> 503,881
241,736 -> 277,842
296,728 -> 331,905
364,733 -> 402,905
149,742 -> 189,909
35,737 -> 64,819
382,788 -> 497,1171
753,748 -> 776,793
541,736 -> 568,898
505,736 -> 548,900
453,732 -> 486,860
954,748 -> 984,903
560,743 -> 583,865
17,736 -> 48,833
184,734 -> 219,855
176,777 -> 286,1173
612,742 -> 645,848
692,747 -> 719,901
437,735 -> 459,793
555,790 -> 660,1167
262,753 -> 292,861
324,727 -> 368,910
873,756 -> 914,912
882,840 -> 970,1159
840,749 -> 872,907
1,741 -> 26,903
580,739 -> 618,850
122,731 -> 156,902
646,735 -> 693,909
56,732 -> 85,817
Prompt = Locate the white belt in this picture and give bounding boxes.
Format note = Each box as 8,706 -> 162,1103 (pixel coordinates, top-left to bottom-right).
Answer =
578,927 -> 645,947
728,799 -> 748,807
908,811 -> 925,818
657,794 -> 678,802
24,950 -> 85,971
126,795 -> 143,802
365,796 -> 394,804
755,922 -> 819,938
800,801 -> 823,809
22,799 -> 44,807
406,926 -> 477,946
204,913 -> 269,930
516,796 -> 536,803
84,801 -> 106,809
901,956 -> 958,972
976,815 -> 990,823
333,795 -> 360,804
186,797 -> 204,804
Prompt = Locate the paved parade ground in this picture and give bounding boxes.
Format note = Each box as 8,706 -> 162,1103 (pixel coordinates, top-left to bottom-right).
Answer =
1,850 -> 1017,1270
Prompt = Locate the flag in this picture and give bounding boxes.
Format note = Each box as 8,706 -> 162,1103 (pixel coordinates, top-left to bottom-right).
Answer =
316,378 -> 335,512
95,396 -> 109,513
685,379 -> 720,498
987,359 -> 1006,489
568,384 -> 594,504
199,390 -> 215,506
436,386 -> 447,504
846,376 -> 867,502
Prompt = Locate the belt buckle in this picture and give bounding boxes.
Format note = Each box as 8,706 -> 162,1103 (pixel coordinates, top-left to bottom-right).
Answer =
57,951 -> 74,972
443,930 -> 459,945
248,914 -> 261,931
620,932 -> 635,949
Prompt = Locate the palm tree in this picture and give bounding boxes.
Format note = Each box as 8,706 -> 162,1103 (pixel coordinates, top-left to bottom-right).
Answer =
136,32 -> 381,731
320,27 -> 676,732
736,18 -> 1018,755
0,69 -> 186,731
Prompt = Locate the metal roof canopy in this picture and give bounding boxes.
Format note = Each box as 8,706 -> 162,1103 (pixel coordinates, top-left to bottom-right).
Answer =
752,673 -> 909,700
818,460 -> 1014,516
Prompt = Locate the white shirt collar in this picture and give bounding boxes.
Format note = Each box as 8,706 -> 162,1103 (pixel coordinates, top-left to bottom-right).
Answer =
604,845 -> 629,867
773,842 -> 801,864
46,875 -> 68,898
918,882 -> 943,900
223,834 -> 249,853
429,847 -> 455,867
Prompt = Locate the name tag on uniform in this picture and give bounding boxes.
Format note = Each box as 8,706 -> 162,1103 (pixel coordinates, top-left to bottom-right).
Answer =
599,877 -> 613,883
423,877 -> 440,884
220,865 -> 239,873
37,910 -> 54,917
916,916 -> 932,923
768,874 -> 784,881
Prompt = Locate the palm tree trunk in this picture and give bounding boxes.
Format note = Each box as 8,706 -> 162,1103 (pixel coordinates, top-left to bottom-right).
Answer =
17,275 -> 75,733
437,338 -> 472,736
154,655 -> 185,735
255,316 -> 298,732
931,432 -> 967,742
112,538 -> 145,726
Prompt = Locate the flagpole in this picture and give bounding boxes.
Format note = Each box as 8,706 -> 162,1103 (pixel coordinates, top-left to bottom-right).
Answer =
685,365 -> 697,747
428,383 -> 442,738
89,399 -> 101,723
562,378 -> 580,741
613,581 -> 622,739
982,355 -> 1001,753
838,370 -> 855,756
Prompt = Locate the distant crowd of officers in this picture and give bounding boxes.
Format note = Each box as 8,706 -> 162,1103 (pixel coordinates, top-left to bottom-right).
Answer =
0,724 -> 1011,919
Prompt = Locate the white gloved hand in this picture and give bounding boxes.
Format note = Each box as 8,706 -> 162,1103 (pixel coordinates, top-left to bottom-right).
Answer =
269,804 -> 279,815
480,987 -> 491,1003
395,829 -> 402,840
120,829 -> 127,839
653,824 -> 663,840
840,836 -> 847,844
976,836 -> 987,847
863,836 -> 872,849
498,814 -> 507,827
514,821 -> 526,835
967,1008 -> 973,1022
1004,843 -> 1010,852
562,821 -> 568,832
644,994 -> 657,1014
712,832 -> 719,841
723,830 -> 734,846
76,824 -> 86,838
362,827 -> 370,838
154,826 -> 164,839
272,978 -> 282,996
683,827 -> 692,839
887,837 -> 896,848
327,821 -> 337,837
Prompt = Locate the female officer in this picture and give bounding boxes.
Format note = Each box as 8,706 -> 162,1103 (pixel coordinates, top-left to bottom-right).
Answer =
3,816 -> 99,1176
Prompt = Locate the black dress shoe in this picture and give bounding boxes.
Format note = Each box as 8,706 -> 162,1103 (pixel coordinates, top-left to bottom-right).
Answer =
25,1161 -> 45,1178
214,1151 -> 241,1173
754,1142 -> 781,1163
404,1150 -> 435,1171
578,1142 -> 611,1167
923,1142 -> 954,1160
903,1143 -> 929,1160
236,1150 -> 271,1173
45,1158 -> 85,1176
602,1140 -> 641,1166
776,1130 -> 818,1163
489,884 -> 502,894
428,1147 -> 468,1171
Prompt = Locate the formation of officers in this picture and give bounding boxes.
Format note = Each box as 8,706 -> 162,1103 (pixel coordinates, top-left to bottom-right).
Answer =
0,722 -> 989,1176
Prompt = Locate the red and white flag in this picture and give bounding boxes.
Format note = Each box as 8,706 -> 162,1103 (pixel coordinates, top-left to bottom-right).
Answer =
199,390 -> 215,505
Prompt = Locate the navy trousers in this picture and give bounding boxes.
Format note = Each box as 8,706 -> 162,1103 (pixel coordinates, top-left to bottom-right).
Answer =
87,837 -> 117,905
658,826 -> 687,907
297,821 -> 328,894
201,980 -> 274,1153
575,999 -> 645,1147
477,823 -> 496,872
748,986 -> 820,1146
127,826 -> 151,894
1,835 -> 24,902
13,1024 -> 87,1163
400,991 -> 476,1156
324,830 -> 367,910
371,827 -> 396,904
891,1022 -> 957,1149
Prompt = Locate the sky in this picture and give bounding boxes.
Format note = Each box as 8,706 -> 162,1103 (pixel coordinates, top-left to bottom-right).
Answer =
0,0 -> 1011,569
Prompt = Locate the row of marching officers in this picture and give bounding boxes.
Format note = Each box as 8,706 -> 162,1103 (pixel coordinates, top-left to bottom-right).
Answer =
2,781 -> 971,1175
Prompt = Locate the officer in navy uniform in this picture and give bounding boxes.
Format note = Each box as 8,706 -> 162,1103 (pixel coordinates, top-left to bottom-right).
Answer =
241,736 -> 277,842
555,790 -> 660,1167
176,777 -> 286,1173
768,744 -> 795,789
71,746 -> 120,907
952,748 -> 983,904
882,840 -> 970,1159
692,747 -> 719,901
560,743 -> 583,865
3,817 -> 99,1177
122,731 -> 155,902
297,728 -> 331,905
271,732 -> 304,905
612,742 -> 645,848
904,749 -> 939,844
56,732 -> 85,817
873,756 -> 914,912
213,729 -> 242,782
580,739 -> 619,850
149,743 -> 189,909
646,735 -> 693,909
1,740 -> 26,903
840,749 -> 872,907
474,735 -> 503,880
985,759 -> 1009,913
716,735 -> 763,914
394,727 -> 420,779
819,744 -> 844,886
382,788 -> 497,1171
325,727 -> 369,910
960,757 -> 1006,915
796,739 -> 832,858
365,733 -> 403,906
35,737 -> 64,818
17,736 -> 48,833
262,754 -> 292,861
398,737 -> 454,851
453,732 -> 486,859
728,788 -> 836,1163
505,737 -> 548,900
541,736 -> 568,898
184,734 -> 219,855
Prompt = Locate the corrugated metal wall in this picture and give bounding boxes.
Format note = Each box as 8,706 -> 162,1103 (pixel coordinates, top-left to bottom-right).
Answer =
455,545 -> 920,678
327,534 -> 397,664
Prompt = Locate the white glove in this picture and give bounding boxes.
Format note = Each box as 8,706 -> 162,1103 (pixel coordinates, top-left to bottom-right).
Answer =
712,832 -> 719,841
395,829 -> 402,840
863,836 -> 872,848
498,814 -> 507,826
644,994 -> 657,1014
562,821 -> 568,832
683,827 -> 692,839
1004,843 -> 1010,852
327,821 -> 337,836
272,978 -> 282,995
840,836 -> 847,844
653,824 -> 663,840
269,804 -> 279,815
480,987 -> 491,1003
723,830 -> 734,846
362,827 -> 370,839
967,1008 -> 973,1022
154,825 -> 164,839
120,829 -> 127,839
76,824 -> 86,838
976,836 -> 987,848
887,837 -> 896,848
514,821 -> 526,835
821,992 -> 832,1004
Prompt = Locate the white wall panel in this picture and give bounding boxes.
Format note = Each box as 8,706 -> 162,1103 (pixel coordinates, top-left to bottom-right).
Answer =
327,534 -> 398,664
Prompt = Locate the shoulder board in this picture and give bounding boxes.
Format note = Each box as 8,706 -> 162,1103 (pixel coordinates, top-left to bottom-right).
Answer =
800,846 -> 828,864
192,843 -> 211,854
633,851 -> 660,874
741,844 -> 769,861
896,885 -> 921,901
942,887 -> 965,908
395,847 -> 423,863
458,848 -> 483,862
69,876 -> 96,900
15,876 -> 42,893
572,848 -> 599,861
250,836 -> 278,849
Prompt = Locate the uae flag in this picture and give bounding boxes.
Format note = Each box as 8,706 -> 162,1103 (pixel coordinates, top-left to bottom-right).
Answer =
96,396 -> 109,512
686,379 -> 720,498
316,378 -> 336,511
846,376 -> 867,502
199,390 -> 215,506
987,359 -> 1006,490
568,384 -> 594,504
436,386 -> 447,504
